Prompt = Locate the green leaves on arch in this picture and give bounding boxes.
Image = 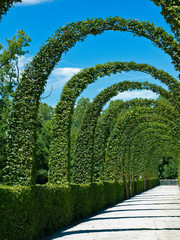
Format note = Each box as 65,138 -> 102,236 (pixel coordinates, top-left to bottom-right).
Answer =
49,61 -> 177,185
6,16 -> 179,185
72,82 -> 171,184
104,105 -> 179,182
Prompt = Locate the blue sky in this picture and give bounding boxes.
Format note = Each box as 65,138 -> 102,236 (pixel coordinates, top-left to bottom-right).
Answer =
0,0 -> 178,107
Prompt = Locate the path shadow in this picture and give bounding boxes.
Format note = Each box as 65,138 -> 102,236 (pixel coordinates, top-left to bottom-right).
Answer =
46,227 -> 180,239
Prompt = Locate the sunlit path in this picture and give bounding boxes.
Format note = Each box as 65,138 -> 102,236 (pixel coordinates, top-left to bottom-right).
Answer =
45,186 -> 180,240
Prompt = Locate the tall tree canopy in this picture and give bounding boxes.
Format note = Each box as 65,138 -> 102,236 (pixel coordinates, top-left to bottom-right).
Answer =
0,0 -> 22,21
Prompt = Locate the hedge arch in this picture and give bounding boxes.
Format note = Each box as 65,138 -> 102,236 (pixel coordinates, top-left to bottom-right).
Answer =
5,14 -> 179,185
129,131 -> 178,182
104,105 -> 179,182
108,127 -> 177,183
151,0 -> 180,41
123,120 -> 177,173
93,98 -> 178,181
108,120 -> 177,181
123,123 -> 178,179
121,109 -> 179,180
72,82 -> 171,183
93,99 -> 157,181
116,110 -> 178,164
117,129 -> 176,181
48,60 -> 179,185
74,95 -> 178,183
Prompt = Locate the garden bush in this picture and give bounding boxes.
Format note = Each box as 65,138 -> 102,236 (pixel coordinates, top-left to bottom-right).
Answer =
0,179 -> 159,240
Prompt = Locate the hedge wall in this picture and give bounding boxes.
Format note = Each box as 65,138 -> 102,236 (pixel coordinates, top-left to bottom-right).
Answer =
73,81 -> 170,184
7,14 -> 179,185
0,179 -> 159,240
178,160 -> 180,186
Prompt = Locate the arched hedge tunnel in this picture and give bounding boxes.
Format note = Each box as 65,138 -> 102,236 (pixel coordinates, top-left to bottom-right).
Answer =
1,7 -> 180,239
3,14 -> 179,185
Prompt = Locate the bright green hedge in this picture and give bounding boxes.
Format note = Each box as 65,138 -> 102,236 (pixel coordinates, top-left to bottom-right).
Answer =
178,160 -> 180,186
0,179 -> 159,240
73,81 -> 170,184
7,15 -> 179,185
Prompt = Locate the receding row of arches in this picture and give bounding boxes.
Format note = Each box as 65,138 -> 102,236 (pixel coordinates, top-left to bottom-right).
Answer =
3,17 -> 179,186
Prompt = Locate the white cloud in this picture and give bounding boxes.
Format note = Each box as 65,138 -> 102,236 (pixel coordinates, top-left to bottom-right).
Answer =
49,67 -> 82,87
41,67 -> 81,105
8,55 -> 32,82
97,88 -> 104,92
18,55 -> 32,68
17,0 -> 54,6
111,90 -> 159,101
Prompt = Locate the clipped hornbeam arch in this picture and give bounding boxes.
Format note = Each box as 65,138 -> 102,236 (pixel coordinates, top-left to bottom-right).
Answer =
112,124 -> 176,181
5,14 -> 179,185
93,99 -> 157,181
137,136 -> 176,182
48,61 -> 179,185
129,131 -> 178,180
73,82 -> 171,183
123,120 -> 177,172
110,125 -> 177,182
75,97 -> 178,183
151,0 -> 180,41
120,108 -> 179,180
123,122 -> 178,179
144,139 -> 180,179
116,108 -> 178,164
104,105 -> 179,181
93,98 -> 178,181
109,120 -> 177,180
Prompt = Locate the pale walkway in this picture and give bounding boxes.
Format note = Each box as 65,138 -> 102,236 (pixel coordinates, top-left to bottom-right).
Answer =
45,186 -> 180,240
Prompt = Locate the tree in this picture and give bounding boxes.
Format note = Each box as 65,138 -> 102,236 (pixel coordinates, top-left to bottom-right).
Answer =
151,0 -> 180,41
0,30 -> 31,99
158,156 -> 178,179
35,102 -> 54,184
70,97 -> 91,178
0,30 -> 31,181
3,1 -> 180,185
0,0 -> 22,22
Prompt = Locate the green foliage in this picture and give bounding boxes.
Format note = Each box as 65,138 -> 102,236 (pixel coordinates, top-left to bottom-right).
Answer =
0,30 -> 31,99
36,169 -> 48,184
35,102 -> 54,184
151,0 -> 180,41
49,61 -> 177,185
0,30 -> 31,183
7,16 -> 179,185
94,98 -> 176,182
70,97 -> 90,178
0,0 -> 22,21
158,157 -> 178,179
73,81 -> 170,183
1,2 -> 179,238
178,159 -> 180,185
0,184 -> 73,240
0,179 -> 159,239
0,97 -> 10,181
104,104 -> 179,182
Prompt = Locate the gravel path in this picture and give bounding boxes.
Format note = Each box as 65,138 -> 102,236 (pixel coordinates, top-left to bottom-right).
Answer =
45,185 -> 180,240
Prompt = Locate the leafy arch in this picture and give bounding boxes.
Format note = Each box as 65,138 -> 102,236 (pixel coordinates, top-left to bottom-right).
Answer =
6,17 -> 179,185
48,61 -> 178,185
105,105 -> 179,181
130,130 -> 178,180
73,82 -> 170,183
123,122 -> 178,179
93,98 -> 178,180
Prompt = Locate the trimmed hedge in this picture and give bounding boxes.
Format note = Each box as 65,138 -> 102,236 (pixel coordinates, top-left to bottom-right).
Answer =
73,82 -> 170,184
0,179 -> 159,240
7,16 -> 179,185
178,160 -> 180,186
